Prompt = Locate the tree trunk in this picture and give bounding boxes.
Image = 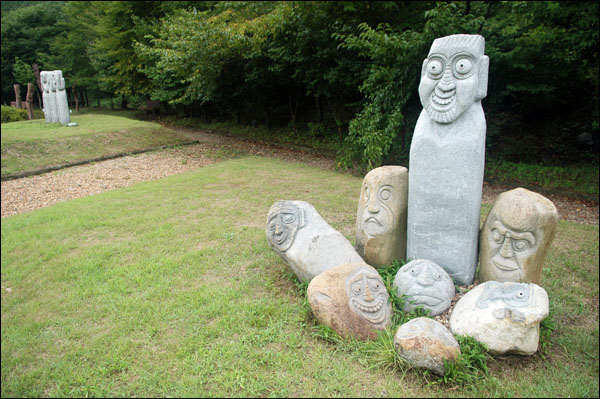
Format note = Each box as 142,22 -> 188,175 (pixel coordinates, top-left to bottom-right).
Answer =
25,83 -> 35,120
315,95 -> 323,123
121,94 -> 127,109
288,88 -> 300,135
83,89 -> 89,108
14,84 -> 22,109
110,97 -> 114,109
32,63 -> 43,108
97,97 -> 100,108
36,87 -> 42,110
72,84 -> 80,112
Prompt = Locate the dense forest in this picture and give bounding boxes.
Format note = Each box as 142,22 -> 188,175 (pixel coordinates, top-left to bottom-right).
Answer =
1,1 -> 598,169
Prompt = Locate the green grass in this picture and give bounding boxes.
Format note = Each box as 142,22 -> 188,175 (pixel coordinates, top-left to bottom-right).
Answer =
1,109 -> 192,177
2,156 -> 598,397
485,159 -> 599,199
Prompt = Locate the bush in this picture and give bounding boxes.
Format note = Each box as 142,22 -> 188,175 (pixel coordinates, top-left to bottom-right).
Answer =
1,105 -> 28,123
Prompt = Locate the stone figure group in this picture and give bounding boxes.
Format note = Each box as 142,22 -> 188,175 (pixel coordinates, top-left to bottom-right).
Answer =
40,70 -> 70,125
266,34 -> 558,376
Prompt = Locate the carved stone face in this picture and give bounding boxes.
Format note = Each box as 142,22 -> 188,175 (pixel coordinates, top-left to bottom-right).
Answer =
41,72 -> 49,93
476,281 -> 531,309
479,188 -> 558,284
346,266 -> 390,326
419,34 -> 488,124
53,71 -> 63,91
267,201 -> 306,252
394,259 -> 455,316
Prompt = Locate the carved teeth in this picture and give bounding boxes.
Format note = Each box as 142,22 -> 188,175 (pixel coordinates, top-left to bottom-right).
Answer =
353,298 -> 384,313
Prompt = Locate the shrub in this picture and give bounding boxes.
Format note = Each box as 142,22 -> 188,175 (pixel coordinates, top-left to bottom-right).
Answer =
1,105 -> 28,123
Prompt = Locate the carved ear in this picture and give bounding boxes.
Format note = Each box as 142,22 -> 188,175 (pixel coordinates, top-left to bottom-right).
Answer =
299,208 -> 307,228
476,55 -> 489,100
421,58 -> 428,78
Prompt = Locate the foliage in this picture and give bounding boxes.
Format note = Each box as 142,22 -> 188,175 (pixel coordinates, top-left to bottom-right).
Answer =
440,335 -> 490,386
1,104 -> 28,123
12,57 -> 35,86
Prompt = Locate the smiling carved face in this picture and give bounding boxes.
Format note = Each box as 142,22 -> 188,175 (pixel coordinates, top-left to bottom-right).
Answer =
418,34 -> 488,124
267,201 -> 306,252
346,266 -> 390,326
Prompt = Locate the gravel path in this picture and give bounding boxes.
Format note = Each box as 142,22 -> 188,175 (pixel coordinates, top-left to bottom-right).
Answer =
2,127 -> 598,224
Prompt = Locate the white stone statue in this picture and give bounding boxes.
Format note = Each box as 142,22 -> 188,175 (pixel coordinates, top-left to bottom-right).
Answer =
41,71 -> 58,123
406,34 -> 489,286
355,165 -> 408,267
53,70 -> 70,124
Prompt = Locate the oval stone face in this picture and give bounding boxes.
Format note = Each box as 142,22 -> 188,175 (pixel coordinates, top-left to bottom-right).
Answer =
346,266 -> 390,326
393,259 -> 455,316
266,200 -> 306,252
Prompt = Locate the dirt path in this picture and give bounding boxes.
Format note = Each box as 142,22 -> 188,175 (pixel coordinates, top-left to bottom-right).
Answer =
2,127 -> 598,224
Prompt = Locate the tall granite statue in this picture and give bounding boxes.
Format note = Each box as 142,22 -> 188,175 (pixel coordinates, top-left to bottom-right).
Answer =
478,188 -> 558,284
406,34 -> 489,286
41,71 -> 58,123
356,165 -> 408,267
54,70 -> 70,125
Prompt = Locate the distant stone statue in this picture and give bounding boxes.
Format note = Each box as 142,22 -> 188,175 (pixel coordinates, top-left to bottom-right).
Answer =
478,188 -> 559,284
41,71 -> 58,123
355,166 -> 408,267
54,70 -> 70,124
406,34 -> 489,286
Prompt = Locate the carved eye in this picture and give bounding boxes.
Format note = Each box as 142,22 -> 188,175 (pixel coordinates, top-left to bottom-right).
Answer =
364,186 -> 370,201
513,239 -> 530,252
352,282 -> 362,295
454,58 -> 473,75
410,268 -> 418,276
433,272 -> 442,281
269,221 -> 276,231
281,213 -> 296,224
427,59 -> 444,78
491,229 -> 503,244
368,278 -> 381,291
514,291 -> 526,300
378,187 -> 392,201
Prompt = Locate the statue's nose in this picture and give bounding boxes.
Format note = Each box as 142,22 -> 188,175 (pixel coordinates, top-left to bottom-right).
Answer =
500,233 -> 514,258
437,69 -> 456,92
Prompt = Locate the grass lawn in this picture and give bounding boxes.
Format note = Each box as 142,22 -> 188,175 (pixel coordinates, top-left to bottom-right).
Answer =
1,156 -> 598,397
1,109 -> 191,178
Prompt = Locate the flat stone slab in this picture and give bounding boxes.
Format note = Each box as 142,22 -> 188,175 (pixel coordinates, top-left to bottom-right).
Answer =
266,200 -> 365,282
393,259 -> 455,316
394,317 -> 460,376
449,280 -> 549,355
308,263 -> 392,340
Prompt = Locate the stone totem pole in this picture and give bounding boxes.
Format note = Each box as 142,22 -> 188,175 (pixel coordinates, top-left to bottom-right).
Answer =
41,71 -> 58,123
406,34 -> 489,286
54,70 -> 70,124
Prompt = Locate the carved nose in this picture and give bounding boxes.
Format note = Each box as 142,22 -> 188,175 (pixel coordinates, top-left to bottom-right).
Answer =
417,265 -> 434,286
274,222 -> 283,235
500,233 -> 514,258
367,200 -> 379,213
437,70 -> 456,91
363,283 -> 374,301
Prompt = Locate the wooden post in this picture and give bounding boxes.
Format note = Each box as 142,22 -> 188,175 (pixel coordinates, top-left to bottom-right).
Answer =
32,63 -> 43,109
14,84 -> 22,109
25,83 -> 35,120
72,84 -> 80,112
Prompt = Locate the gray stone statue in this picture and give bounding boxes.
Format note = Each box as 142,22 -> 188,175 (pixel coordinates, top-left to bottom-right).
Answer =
478,188 -> 559,284
41,71 -> 58,123
355,165 -> 408,267
393,259 -> 455,316
406,34 -> 489,286
54,70 -> 70,125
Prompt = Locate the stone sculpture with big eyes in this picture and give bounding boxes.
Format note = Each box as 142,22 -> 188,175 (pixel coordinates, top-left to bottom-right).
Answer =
355,166 -> 408,267
407,34 -> 489,286
478,187 -> 558,284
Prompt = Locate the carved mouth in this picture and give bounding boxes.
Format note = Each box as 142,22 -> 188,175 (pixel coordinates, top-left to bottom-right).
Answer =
431,92 -> 455,110
492,259 -> 519,271
274,231 -> 288,245
409,295 -> 443,307
350,296 -> 387,324
364,216 -> 382,226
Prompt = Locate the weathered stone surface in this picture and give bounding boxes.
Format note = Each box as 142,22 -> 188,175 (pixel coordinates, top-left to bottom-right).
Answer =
407,34 -> 490,286
393,259 -> 455,316
54,70 -> 70,125
41,71 -> 58,123
308,263 -> 392,340
394,317 -> 460,376
356,165 -> 408,267
266,200 -> 365,282
449,280 -> 549,355
478,188 -> 559,284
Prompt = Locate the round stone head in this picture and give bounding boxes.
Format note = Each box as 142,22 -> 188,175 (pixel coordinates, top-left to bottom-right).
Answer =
41,71 -> 50,93
266,200 -> 306,253
479,188 -> 559,284
53,70 -> 65,91
393,259 -> 455,316
419,34 -> 489,124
